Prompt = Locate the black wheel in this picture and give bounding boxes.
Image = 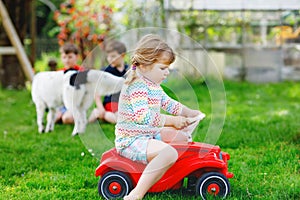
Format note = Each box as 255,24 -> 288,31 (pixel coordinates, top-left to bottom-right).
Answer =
196,172 -> 230,199
98,171 -> 133,200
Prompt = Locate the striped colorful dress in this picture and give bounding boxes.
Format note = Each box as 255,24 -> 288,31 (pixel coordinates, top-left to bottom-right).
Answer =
115,76 -> 183,150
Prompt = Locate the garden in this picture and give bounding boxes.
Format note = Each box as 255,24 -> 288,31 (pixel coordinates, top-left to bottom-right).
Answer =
0,0 -> 300,200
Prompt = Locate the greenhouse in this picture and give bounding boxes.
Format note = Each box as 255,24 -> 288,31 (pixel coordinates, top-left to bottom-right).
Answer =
163,0 -> 300,82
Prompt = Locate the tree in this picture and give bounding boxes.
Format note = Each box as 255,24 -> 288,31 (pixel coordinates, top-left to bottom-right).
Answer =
53,0 -> 114,60
0,0 -> 31,88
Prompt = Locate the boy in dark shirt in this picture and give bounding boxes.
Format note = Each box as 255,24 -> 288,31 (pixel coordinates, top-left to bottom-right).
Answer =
89,40 -> 128,123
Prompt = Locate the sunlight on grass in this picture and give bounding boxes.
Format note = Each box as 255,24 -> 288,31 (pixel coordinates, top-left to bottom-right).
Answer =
271,109 -> 289,116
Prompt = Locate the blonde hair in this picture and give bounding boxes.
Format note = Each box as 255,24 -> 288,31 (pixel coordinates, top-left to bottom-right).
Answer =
125,34 -> 175,85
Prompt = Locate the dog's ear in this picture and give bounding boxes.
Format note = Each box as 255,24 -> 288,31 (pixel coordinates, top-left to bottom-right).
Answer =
70,70 -> 89,89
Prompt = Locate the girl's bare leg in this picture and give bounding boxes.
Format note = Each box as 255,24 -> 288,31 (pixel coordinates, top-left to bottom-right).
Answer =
160,127 -> 189,143
124,139 -> 178,200
161,113 -> 204,143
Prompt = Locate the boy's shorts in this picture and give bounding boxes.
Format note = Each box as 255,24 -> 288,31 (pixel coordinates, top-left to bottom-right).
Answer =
59,106 -> 67,114
104,102 -> 118,113
118,133 -> 162,164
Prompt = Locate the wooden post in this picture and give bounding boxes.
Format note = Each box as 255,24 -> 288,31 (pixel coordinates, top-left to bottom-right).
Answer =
30,0 -> 36,65
0,0 -> 34,82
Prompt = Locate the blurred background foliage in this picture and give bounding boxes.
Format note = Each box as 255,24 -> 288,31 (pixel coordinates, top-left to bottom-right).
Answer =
36,0 -> 300,52
34,0 -> 165,60
32,0 -> 300,83
36,0 -> 165,40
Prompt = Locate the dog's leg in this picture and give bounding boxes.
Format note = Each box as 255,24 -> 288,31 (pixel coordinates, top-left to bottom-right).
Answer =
65,85 -> 86,136
36,102 -> 45,133
70,106 -> 79,136
78,109 -> 87,134
45,108 -> 56,132
77,89 -> 94,134
71,107 -> 86,135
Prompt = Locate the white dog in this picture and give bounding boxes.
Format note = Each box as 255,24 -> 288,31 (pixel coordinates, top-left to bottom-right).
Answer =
31,71 -> 64,133
31,70 -> 124,135
62,69 -> 124,136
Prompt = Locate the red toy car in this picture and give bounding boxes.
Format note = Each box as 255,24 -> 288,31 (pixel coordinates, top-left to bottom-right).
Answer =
95,142 -> 233,199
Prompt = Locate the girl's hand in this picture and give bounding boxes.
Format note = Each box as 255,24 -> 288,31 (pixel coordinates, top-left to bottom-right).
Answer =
181,106 -> 204,118
187,112 -> 206,124
189,110 -> 204,118
173,116 -> 189,129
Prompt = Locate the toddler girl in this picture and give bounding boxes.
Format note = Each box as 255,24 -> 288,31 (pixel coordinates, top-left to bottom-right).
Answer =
115,34 -> 205,200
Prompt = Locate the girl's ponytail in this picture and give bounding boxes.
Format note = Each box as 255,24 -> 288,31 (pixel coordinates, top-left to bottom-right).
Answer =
124,65 -> 138,85
125,55 -> 139,85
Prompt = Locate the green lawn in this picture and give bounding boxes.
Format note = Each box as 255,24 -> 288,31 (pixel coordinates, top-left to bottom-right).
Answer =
0,80 -> 299,199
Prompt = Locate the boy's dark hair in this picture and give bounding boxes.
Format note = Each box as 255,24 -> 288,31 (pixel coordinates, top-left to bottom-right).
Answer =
105,40 -> 126,55
61,43 -> 79,55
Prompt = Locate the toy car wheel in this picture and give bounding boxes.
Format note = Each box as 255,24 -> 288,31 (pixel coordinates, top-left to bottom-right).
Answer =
196,172 -> 230,199
98,171 -> 133,200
